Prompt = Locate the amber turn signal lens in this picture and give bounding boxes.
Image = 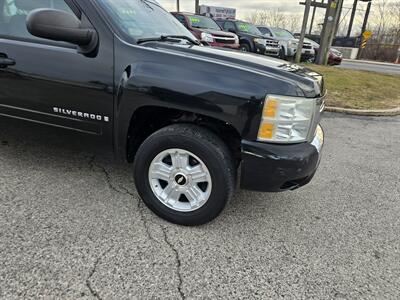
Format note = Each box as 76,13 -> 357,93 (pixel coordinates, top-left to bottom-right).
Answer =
258,122 -> 275,140
263,99 -> 278,118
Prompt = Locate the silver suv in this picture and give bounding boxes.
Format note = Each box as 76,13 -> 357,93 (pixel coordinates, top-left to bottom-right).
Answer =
257,26 -> 315,61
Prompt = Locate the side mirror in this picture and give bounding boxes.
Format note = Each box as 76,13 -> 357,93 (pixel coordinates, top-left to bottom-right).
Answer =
228,28 -> 237,34
26,9 -> 98,55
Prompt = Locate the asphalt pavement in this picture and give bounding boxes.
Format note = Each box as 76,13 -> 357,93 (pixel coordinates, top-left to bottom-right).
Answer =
338,60 -> 400,76
1,113 -> 399,299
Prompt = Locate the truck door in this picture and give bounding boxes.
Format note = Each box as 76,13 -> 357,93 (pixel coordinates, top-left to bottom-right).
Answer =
0,0 -> 114,140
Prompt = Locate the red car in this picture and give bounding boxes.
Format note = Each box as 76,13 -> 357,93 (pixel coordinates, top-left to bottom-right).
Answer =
313,47 -> 343,65
294,36 -> 343,65
172,12 -> 239,50
327,48 -> 343,65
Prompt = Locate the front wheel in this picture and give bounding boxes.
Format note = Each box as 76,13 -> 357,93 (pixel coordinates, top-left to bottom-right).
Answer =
240,43 -> 250,52
133,124 -> 235,226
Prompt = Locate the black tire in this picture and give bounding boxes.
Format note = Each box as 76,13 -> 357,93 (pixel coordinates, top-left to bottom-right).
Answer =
279,46 -> 286,60
133,124 -> 235,226
240,43 -> 251,52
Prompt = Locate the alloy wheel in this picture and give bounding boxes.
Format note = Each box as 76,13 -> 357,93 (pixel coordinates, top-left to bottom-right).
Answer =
148,148 -> 212,212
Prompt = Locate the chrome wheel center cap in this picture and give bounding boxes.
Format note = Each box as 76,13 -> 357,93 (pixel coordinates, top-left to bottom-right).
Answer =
174,173 -> 187,186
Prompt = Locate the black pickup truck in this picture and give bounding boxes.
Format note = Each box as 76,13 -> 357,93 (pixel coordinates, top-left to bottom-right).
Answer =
0,0 -> 325,226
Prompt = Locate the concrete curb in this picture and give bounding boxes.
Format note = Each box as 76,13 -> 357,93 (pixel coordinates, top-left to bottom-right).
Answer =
325,106 -> 400,116
343,59 -> 400,67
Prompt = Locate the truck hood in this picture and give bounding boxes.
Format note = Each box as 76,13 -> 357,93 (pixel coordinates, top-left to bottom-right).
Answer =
140,42 -> 324,97
196,28 -> 237,38
274,36 -> 294,42
240,33 -> 265,39
264,36 -> 279,42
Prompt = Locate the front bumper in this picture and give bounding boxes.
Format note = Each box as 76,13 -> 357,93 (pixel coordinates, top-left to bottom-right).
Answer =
301,49 -> 316,61
240,125 -> 324,192
329,55 -> 343,65
265,46 -> 280,56
210,42 -> 240,50
254,43 -> 266,54
301,48 -> 315,55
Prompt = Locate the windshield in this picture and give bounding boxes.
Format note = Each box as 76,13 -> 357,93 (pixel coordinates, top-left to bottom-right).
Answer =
97,0 -> 196,42
271,28 -> 295,39
187,15 -> 221,31
236,22 -> 261,35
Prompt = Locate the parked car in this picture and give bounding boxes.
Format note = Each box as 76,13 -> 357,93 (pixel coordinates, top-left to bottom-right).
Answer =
293,35 -> 343,65
258,26 -> 315,61
328,48 -> 343,65
0,0 -> 325,226
171,12 -> 239,50
216,19 -> 280,57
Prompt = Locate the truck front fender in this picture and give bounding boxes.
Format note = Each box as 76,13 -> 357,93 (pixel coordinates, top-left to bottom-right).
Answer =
113,61 -> 263,160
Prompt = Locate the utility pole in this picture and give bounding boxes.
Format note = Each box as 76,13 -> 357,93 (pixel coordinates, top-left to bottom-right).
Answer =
177,0 -> 180,12
360,0 -> 372,35
316,0 -> 343,64
347,0 -> 358,37
309,0 -> 324,35
334,0 -> 343,36
195,0 -> 200,14
347,0 -> 372,38
295,0 -> 312,63
357,0 -> 372,59
333,0 -> 344,36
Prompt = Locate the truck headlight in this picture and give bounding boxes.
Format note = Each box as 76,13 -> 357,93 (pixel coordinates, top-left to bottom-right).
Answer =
254,38 -> 266,45
289,41 -> 298,48
257,95 -> 315,143
201,32 -> 214,43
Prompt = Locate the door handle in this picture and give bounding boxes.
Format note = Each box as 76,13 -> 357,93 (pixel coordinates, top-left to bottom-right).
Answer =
0,56 -> 16,68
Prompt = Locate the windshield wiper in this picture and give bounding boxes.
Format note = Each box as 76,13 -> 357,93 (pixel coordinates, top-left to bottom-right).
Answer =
137,35 -> 201,45
160,35 -> 201,45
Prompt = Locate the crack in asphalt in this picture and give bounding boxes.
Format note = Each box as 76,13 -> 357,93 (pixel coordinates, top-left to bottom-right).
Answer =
88,156 -> 159,244
88,156 -> 127,195
113,183 -> 187,300
161,226 -> 185,300
119,184 -> 159,245
86,246 -> 113,300
87,156 -> 185,299
118,183 -> 187,300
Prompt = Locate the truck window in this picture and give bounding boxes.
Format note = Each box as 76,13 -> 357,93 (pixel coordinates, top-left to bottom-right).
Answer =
0,0 -> 73,41
223,21 -> 235,32
187,15 -> 220,31
236,22 -> 262,35
97,0 -> 194,41
175,14 -> 187,27
259,27 -> 272,37
271,28 -> 295,39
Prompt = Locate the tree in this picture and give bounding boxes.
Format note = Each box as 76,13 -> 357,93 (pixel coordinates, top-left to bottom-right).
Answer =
245,9 -> 302,32
389,1 -> 400,43
367,0 -> 399,44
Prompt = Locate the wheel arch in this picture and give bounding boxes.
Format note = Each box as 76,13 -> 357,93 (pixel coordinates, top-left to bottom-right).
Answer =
239,38 -> 253,51
281,44 -> 288,56
119,105 -> 243,166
